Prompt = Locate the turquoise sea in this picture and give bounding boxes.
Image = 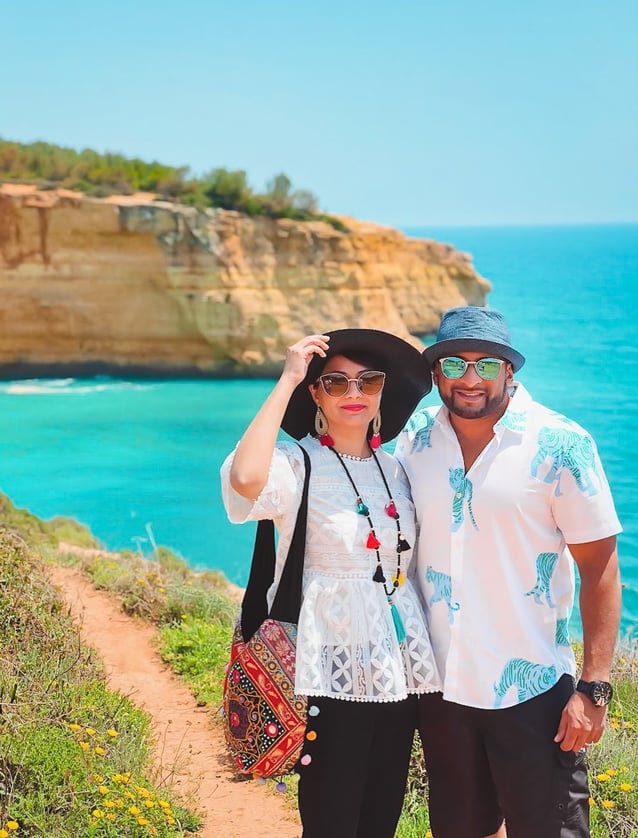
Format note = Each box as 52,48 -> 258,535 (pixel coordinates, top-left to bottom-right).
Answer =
0,223 -> 636,635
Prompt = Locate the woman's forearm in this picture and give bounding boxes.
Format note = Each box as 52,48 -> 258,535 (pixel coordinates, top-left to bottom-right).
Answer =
229,374 -> 300,499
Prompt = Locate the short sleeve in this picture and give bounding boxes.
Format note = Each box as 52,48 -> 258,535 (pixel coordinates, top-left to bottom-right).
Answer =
552,433 -> 622,544
220,441 -> 306,524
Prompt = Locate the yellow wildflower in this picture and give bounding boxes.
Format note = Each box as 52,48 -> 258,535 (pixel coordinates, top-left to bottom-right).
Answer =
129,806 -> 141,816
601,800 -> 615,809
6,825 -> 18,832
106,728 -> 118,738
596,773 -> 610,781
620,782 -> 633,791
94,746 -> 106,756
606,768 -> 618,776
0,830 -> 10,838
144,799 -> 155,808
158,799 -> 170,808
104,800 -> 116,809
99,786 -> 109,795
137,818 -> 150,826
106,813 -> 116,822
79,741 -> 90,751
92,810 -> 104,818
85,727 -> 97,736
588,798 -> 596,806
69,723 -> 82,731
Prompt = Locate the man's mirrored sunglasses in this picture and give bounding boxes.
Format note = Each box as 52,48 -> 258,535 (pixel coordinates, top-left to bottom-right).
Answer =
316,371 -> 386,397
439,357 -> 505,381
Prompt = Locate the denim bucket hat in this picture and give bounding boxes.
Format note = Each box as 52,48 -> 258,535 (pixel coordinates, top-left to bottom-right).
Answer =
424,306 -> 525,372
281,328 -> 432,443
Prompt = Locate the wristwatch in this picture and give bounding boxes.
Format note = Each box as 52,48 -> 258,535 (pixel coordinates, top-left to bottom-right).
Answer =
576,679 -> 613,707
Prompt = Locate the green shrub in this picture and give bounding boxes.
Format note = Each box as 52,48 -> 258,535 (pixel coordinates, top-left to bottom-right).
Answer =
159,618 -> 234,707
0,137 -> 349,230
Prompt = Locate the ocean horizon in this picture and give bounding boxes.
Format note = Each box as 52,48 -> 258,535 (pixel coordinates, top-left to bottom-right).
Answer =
0,222 -> 636,637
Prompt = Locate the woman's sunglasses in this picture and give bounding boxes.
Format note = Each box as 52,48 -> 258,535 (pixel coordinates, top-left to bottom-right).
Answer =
315,370 -> 386,397
439,357 -> 505,381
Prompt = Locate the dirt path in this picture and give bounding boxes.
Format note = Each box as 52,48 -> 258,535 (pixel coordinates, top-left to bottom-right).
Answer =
46,564 -> 301,838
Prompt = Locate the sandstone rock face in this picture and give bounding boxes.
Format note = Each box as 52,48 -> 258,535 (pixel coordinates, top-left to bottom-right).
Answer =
0,186 -> 491,376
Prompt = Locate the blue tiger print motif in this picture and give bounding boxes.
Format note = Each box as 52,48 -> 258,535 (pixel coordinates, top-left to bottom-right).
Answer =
555,617 -> 570,647
500,409 -> 526,432
530,425 -> 598,497
449,468 -> 478,531
524,552 -> 559,608
425,566 -> 460,624
403,410 -> 435,453
493,658 -> 557,708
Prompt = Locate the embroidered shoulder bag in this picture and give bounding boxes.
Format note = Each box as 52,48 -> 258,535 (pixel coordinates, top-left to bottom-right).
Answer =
222,445 -> 310,778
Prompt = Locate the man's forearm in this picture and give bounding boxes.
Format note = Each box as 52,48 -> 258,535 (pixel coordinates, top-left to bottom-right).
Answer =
572,537 -> 621,680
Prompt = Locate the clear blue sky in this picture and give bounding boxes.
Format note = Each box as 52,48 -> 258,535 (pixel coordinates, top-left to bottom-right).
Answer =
3,0 -> 637,227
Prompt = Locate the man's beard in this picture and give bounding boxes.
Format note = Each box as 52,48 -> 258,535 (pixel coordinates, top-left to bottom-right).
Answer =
441,381 -> 510,420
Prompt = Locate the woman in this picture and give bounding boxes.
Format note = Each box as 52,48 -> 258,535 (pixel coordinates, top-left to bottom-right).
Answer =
220,329 -> 441,838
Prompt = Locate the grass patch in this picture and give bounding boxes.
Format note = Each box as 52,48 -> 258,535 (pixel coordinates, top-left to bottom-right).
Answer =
0,517 -> 201,836
56,543 -> 237,627
159,619 -> 234,707
0,493 -> 97,551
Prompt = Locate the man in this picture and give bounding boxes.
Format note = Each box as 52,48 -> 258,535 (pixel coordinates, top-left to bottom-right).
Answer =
395,306 -> 622,838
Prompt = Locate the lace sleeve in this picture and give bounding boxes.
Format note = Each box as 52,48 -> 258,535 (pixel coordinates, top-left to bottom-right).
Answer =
220,441 -> 305,524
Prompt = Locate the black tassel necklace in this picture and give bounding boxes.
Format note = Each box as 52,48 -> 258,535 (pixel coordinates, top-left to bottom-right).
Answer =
328,445 -> 411,642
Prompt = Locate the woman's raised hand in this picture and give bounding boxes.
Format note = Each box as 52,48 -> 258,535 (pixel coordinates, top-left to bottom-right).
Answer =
282,334 -> 330,386
230,333 -> 330,499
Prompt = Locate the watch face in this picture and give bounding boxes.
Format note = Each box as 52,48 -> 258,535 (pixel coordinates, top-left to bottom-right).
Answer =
591,681 -> 613,706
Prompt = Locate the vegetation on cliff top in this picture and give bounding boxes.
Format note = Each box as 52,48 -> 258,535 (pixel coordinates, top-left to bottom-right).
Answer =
0,137 -> 348,231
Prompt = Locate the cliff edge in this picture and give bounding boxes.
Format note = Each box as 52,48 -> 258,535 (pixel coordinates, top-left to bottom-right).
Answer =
0,184 -> 491,376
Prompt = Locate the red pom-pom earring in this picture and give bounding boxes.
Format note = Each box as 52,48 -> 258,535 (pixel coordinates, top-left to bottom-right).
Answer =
315,406 -> 334,447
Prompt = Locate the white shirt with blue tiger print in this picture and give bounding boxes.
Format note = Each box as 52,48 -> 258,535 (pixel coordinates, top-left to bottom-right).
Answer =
395,382 -> 622,710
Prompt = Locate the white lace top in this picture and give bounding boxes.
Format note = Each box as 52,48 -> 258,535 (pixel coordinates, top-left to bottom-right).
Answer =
220,435 -> 441,702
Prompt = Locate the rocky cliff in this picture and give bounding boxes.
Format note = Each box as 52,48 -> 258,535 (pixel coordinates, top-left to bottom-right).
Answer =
0,184 -> 491,376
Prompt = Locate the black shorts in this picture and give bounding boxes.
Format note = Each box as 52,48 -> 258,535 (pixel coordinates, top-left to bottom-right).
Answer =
418,675 -> 590,838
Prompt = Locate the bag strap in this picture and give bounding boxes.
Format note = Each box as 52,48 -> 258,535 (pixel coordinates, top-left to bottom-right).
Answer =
240,444 -> 311,641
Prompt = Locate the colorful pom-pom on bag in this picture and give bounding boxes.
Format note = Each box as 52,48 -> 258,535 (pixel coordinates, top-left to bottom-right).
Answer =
222,445 -> 310,779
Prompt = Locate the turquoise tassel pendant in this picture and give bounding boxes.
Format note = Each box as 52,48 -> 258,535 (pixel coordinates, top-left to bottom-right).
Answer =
389,600 -> 406,644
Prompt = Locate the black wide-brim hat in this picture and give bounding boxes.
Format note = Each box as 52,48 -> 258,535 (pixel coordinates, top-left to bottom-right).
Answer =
423,306 -> 526,372
281,328 -> 433,443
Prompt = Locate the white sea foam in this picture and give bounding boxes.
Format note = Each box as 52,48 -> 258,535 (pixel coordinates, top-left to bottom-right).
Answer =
1,379 -> 150,396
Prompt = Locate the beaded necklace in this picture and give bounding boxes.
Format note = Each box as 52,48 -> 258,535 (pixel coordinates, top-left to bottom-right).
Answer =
328,445 -> 410,642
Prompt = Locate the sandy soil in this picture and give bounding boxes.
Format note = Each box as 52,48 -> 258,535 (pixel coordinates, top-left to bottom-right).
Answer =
46,564 -> 301,838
